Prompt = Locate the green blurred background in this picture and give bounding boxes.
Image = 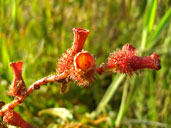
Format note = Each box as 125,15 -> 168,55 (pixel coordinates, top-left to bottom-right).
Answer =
0,0 -> 171,128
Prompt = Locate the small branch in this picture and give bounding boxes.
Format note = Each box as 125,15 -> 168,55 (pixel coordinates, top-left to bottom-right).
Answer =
95,65 -> 115,75
0,72 -> 68,117
26,72 -> 68,96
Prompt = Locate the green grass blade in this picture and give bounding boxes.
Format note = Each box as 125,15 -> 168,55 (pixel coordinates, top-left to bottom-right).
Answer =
141,27 -> 148,52
115,80 -> 129,127
144,0 -> 157,30
11,0 -> 17,29
147,8 -> 171,49
0,0 -> 12,80
96,74 -> 125,114
148,0 -> 157,32
1,41 -> 10,69
141,0 -> 157,51
1,39 -> 12,80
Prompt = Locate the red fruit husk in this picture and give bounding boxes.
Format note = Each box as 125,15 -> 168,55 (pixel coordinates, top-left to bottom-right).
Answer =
57,28 -> 89,75
3,110 -> 35,128
71,28 -> 89,53
70,67 -> 96,86
107,44 -> 161,75
74,51 -> 95,71
8,62 -> 26,97
57,49 -> 75,74
70,51 -> 96,86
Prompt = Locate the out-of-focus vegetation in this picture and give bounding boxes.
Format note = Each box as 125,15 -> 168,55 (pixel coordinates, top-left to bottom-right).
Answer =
0,0 -> 171,127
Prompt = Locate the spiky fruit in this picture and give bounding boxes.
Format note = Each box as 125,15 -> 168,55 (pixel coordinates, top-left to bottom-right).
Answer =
107,44 -> 161,75
57,28 -> 89,74
57,28 -> 96,86
70,51 -> 96,86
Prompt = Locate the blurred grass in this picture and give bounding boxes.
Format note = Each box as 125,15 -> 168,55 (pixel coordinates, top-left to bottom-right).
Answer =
0,0 -> 171,128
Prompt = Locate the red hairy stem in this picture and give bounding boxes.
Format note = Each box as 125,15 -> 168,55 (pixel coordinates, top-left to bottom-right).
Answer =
26,72 -> 68,96
95,65 -> 115,75
0,72 -> 68,117
3,110 -> 35,128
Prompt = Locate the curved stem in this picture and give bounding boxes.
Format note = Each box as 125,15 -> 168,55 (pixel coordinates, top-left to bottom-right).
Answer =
0,72 -> 68,117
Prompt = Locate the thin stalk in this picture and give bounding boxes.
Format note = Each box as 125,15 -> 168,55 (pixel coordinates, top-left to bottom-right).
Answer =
123,76 -> 137,116
115,78 -> 129,127
96,74 -> 125,114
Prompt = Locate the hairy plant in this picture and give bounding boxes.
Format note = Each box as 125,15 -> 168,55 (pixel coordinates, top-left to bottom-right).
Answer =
0,28 -> 161,128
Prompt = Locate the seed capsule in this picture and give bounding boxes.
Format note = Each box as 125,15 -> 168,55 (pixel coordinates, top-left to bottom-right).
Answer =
74,51 -> 95,71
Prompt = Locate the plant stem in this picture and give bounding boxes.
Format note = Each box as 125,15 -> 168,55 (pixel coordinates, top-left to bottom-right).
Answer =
0,72 -> 68,117
115,78 -> 129,127
96,74 -> 125,114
